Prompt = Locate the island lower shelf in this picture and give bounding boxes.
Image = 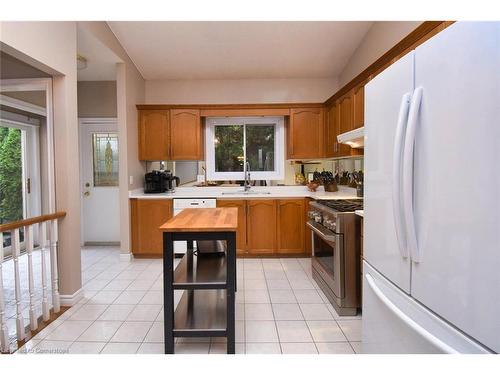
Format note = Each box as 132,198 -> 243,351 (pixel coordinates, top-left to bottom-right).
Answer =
173,289 -> 227,337
173,253 -> 227,289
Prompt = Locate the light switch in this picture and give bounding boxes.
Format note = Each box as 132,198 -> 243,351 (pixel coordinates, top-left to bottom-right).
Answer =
129,176 -> 134,185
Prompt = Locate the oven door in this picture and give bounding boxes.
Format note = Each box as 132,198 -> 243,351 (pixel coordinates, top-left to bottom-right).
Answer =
307,220 -> 345,299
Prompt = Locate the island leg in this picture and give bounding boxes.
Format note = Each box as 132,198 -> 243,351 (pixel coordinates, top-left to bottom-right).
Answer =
226,231 -> 236,354
163,231 -> 174,354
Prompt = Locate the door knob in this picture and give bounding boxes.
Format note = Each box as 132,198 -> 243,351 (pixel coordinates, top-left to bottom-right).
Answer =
83,191 -> 90,197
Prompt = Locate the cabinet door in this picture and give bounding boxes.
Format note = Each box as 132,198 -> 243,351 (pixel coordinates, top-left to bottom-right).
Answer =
170,109 -> 203,160
217,199 -> 247,255
339,94 -> 353,134
304,198 -> 313,255
353,85 -> 365,129
130,199 -> 173,256
324,104 -> 336,158
138,110 -> 170,161
288,108 -> 324,159
334,99 -> 352,157
246,200 -> 277,255
277,199 -> 305,254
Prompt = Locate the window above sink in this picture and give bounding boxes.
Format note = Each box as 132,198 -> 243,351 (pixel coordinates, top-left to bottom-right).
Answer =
205,116 -> 285,181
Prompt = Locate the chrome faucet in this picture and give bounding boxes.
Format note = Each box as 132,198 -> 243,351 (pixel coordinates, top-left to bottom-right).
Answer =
244,161 -> 251,192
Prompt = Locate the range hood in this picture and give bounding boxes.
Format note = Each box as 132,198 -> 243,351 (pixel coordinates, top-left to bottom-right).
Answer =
337,126 -> 364,148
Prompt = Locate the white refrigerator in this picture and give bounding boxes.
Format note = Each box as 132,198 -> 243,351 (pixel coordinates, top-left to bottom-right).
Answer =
363,22 -> 499,354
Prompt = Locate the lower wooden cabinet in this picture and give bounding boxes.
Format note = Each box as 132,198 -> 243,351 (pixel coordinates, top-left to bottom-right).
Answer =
246,200 -> 277,255
130,198 -> 173,256
219,198 -> 308,256
216,199 -> 247,255
130,198 -> 309,257
277,199 -> 305,254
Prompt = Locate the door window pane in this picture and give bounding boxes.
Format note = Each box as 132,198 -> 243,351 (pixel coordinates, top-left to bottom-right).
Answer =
214,125 -> 244,172
93,133 -> 119,187
245,124 -> 275,172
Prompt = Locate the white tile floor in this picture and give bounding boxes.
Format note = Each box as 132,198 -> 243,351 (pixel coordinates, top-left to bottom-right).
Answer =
17,246 -> 362,354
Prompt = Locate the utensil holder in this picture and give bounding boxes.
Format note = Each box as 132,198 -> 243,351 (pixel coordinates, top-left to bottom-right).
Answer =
324,182 -> 338,192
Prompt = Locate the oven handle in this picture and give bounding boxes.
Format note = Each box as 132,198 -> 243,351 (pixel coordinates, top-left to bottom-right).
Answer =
307,220 -> 339,242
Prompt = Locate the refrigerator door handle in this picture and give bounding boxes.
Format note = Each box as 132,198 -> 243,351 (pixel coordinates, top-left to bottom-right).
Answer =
403,87 -> 423,263
365,273 -> 459,354
392,92 -> 412,259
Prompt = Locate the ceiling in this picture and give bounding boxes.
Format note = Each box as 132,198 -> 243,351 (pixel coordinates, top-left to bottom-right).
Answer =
77,26 -> 122,81
107,21 -> 373,80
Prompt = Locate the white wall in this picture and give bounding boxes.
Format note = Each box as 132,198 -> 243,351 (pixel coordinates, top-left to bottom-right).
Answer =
339,21 -> 422,87
146,78 -> 338,104
77,81 -> 117,117
77,22 -> 146,256
0,21 -> 82,299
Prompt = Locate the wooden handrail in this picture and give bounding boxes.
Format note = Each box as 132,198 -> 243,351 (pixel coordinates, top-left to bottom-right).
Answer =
0,212 -> 66,232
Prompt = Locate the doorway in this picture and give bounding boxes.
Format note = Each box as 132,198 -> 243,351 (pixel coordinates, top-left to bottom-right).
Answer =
79,119 -> 120,245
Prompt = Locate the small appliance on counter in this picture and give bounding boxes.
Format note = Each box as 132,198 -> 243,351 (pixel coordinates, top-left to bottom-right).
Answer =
144,170 -> 180,193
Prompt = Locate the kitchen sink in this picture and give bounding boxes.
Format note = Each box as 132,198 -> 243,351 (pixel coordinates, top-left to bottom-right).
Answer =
221,190 -> 271,195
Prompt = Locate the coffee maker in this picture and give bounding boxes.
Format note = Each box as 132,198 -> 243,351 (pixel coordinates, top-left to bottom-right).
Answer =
144,170 -> 180,193
164,170 -> 180,193
144,170 -> 167,193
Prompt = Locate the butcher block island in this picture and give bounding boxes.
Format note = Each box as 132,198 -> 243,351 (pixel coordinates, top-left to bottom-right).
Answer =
160,207 -> 238,354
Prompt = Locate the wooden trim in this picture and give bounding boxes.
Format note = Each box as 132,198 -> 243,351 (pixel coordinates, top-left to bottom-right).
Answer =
324,21 -> 454,106
0,211 -> 66,232
200,108 -> 291,117
137,103 -> 323,111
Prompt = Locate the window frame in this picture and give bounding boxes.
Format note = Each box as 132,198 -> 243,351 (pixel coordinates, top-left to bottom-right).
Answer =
205,116 -> 285,181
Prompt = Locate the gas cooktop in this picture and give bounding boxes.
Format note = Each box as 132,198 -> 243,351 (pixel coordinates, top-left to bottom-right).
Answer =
317,199 -> 363,212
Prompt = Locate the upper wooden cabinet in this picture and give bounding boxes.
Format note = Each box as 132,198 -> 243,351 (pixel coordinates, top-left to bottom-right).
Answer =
138,109 -> 203,161
287,107 -> 324,159
324,104 -> 336,158
130,198 -> 173,256
217,199 -> 247,256
170,109 -> 203,160
138,110 -> 170,161
353,85 -> 365,129
338,94 -> 353,135
277,199 -> 305,254
246,199 -> 277,255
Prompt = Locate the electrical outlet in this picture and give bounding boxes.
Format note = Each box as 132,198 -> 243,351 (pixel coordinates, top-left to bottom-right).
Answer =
129,176 -> 134,185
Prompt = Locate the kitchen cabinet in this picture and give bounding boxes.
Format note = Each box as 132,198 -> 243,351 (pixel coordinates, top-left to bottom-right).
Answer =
138,110 -> 170,161
304,198 -> 313,255
277,199 -> 305,254
332,95 -> 364,158
130,198 -> 173,256
353,85 -> 365,129
338,94 -> 353,135
138,109 -> 204,161
170,109 -> 203,160
287,107 -> 324,159
246,200 -> 277,255
216,199 -> 247,255
324,104 -> 336,158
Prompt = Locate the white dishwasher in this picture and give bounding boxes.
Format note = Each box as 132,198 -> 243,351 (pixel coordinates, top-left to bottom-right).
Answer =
173,198 -> 217,254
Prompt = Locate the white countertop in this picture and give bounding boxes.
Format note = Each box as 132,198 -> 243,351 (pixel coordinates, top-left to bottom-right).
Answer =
355,210 -> 364,217
129,185 -> 361,200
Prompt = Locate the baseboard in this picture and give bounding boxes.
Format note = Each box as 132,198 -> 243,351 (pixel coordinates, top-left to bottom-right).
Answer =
59,288 -> 84,307
84,241 -> 120,247
120,253 -> 133,261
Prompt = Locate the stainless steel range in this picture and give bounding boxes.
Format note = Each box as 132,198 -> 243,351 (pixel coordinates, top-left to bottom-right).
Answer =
307,199 -> 363,316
